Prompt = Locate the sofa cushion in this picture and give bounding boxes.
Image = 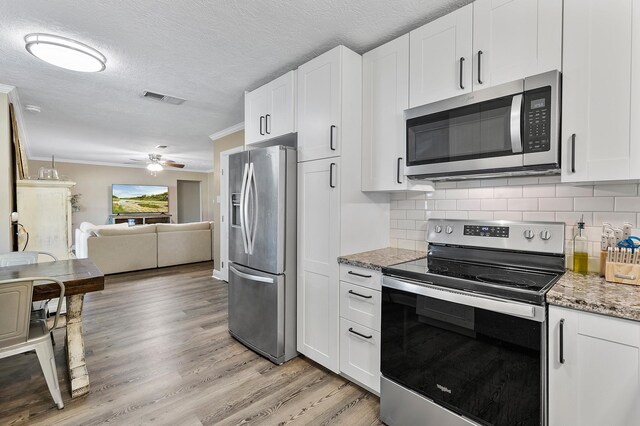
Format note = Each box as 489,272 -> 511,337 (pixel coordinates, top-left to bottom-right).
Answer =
156,222 -> 211,232
95,224 -> 157,237
81,222 -> 128,235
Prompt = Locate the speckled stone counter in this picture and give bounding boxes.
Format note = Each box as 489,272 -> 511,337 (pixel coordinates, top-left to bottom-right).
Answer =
337,247 -> 427,271
547,271 -> 640,322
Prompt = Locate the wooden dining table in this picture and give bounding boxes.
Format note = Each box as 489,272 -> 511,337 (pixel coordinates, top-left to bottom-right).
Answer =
0,258 -> 104,398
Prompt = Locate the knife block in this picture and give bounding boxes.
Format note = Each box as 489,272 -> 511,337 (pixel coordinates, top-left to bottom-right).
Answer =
605,261 -> 640,286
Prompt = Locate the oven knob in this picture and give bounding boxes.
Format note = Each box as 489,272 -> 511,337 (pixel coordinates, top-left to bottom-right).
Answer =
540,230 -> 552,240
434,225 -> 442,233
445,225 -> 454,234
524,229 -> 535,240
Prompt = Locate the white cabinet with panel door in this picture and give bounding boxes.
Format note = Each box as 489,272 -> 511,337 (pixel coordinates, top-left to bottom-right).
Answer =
562,0 -> 640,182
244,70 -> 296,147
548,305 -> 640,426
472,0 -> 562,90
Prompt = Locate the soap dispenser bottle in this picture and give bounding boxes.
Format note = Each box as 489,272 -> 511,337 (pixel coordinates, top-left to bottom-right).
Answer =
573,215 -> 588,274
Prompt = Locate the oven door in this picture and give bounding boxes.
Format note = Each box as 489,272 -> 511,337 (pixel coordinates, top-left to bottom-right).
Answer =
381,276 -> 546,426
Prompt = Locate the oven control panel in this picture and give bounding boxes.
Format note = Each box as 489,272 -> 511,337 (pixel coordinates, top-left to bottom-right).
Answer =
463,225 -> 509,238
523,86 -> 552,153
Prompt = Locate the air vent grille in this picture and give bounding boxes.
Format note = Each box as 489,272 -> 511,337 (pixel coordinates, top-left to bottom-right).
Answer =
142,91 -> 186,105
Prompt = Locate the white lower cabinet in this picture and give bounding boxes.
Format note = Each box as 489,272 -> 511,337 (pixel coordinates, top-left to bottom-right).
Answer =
339,318 -> 381,393
548,306 -> 640,426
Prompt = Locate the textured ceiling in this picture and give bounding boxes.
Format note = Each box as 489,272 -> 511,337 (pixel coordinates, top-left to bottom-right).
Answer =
0,0 -> 469,171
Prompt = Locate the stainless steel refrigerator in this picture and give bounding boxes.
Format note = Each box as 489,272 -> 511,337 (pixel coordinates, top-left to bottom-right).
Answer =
228,145 -> 297,364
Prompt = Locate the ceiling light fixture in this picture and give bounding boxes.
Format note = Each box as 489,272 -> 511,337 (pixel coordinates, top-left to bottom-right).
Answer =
24,33 -> 106,72
146,162 -> 163,172
24,104 -> 41,113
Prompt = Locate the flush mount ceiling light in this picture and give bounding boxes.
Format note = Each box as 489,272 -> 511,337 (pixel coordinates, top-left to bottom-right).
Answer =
24,33 -> 106,72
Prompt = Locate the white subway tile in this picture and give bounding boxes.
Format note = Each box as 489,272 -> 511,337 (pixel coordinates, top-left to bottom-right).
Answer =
426,211 -> 446,220
426,190 -> 446,200
390,210 -> 406,220
494,211 -> 523,221
446,211 -> 468,219
390,200 -> 397,209
523,185 -> 556,198
435,182 -> 457,189
538,175 -> 562,184
390,229 -> 406,239
494,186 -> 523,198
482,178 -> 509,187
556,212 -> 593,226
445,188 -> 469,199
594,184 -> 638,197
407,210 -> 426,220
523,211 -> 556,221
468,211 -> 494,220
469,187 -> 494,199
435,200 -> 456,210
539,197 -> 573,211
556,184 -> 594,197
574,197 -> 614,212
397,199 -> 416,210
455,180 -> 482,188
415,220 -> 428,231
406,230 -> 427,241
415,241 -> 427,252
481,198 -> 508,210
407,192 -> 427,200
397,239 -> 417,250
389,238 -> 398,248
615,197 -> 640,212
593,212 -> 637,227
509,177 -> 539,185
456,199 -> 482,211
425,200 -> 436,210
397,220 -> 415,230
391,192 -> 407,200
508,198 -> 539,211
390,220 -> 398,229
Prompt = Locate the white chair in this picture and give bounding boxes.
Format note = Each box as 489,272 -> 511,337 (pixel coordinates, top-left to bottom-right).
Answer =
0,277 -> 65,409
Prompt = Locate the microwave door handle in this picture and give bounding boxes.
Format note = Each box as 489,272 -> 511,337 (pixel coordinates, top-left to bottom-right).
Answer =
510,94 -> 523,154
240,163 -> 250,254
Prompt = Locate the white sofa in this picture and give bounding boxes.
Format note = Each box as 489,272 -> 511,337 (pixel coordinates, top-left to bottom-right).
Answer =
76,222 -> 214,274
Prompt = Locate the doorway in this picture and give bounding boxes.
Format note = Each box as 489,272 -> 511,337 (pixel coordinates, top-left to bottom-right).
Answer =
177,180 -> 202,223
218,146 -> 244,281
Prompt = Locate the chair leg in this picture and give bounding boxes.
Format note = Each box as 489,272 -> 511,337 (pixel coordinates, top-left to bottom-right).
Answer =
35,338 -> 64,409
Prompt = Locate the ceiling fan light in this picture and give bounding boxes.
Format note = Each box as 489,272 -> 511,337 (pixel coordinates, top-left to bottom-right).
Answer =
146,163 -> 163,172
24,33 -> 106,72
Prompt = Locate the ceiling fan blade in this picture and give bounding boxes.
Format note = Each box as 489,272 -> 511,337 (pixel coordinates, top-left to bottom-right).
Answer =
161,162 -> 185,168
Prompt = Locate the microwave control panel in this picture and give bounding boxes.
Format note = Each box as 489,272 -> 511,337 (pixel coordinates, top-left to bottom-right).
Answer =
523,87 -> 552,153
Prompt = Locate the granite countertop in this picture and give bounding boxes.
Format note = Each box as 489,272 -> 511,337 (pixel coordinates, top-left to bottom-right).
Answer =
547,271 -> 640,322
338,247 -> 427,271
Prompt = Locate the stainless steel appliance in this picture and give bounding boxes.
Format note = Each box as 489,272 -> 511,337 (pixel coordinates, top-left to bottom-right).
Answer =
405,70 -> 561,181
380,219 -> 565,426
228,145 -> 297,365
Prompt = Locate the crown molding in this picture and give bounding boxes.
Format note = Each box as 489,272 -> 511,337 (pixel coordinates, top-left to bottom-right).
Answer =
0,84 -> 16,94
29,156 -> 211,174
209,122 -> 244,142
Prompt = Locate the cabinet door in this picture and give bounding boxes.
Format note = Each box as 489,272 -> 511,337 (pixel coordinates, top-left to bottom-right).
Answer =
562,0 -> 638,182
362,34 -> 410,192
549,306 -> 640,426
473,0 -> 562,89
244,85 -> 269,146
267,70 -> 296,139
409,4 -> 473,108
297,47 -> 342,162
339,318 -> 381,393
297,158 -> 341,372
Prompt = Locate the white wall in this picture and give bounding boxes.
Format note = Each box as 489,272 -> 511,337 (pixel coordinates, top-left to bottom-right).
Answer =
390,176 -> 640,272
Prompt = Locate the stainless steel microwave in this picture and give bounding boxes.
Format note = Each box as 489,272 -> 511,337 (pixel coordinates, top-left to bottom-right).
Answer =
405,70 -> 561,181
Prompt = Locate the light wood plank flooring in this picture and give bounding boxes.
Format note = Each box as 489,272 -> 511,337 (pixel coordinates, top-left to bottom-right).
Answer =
0,262 -> 382,425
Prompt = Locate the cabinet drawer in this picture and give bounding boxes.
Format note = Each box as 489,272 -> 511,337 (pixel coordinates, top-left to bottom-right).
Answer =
339,318 -> 381,394
339,264 -> 381,291
339,281 -> 380,331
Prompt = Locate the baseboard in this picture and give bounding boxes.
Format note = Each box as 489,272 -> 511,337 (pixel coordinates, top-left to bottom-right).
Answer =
212,269 -> 222,280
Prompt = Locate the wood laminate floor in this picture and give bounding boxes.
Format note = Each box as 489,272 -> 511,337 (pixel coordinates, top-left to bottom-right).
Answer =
0,262 -> 382,426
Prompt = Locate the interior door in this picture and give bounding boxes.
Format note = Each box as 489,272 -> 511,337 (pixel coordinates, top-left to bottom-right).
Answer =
246,146 -> 285,274
228,151 -> 249,266
228,263 -> 284,360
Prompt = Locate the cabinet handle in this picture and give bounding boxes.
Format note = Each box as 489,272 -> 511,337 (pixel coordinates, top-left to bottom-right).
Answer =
459,57 -> 465,89
329,162 -> 336,188
477,51 -> 483,84
330,125 -> 336,151
348,289 -> 373,299
559,318 -> 565,364
571,134 -> 576,173
348,270 -> 372,278
259,116 -> 265,136
349,327 -> 373,339
397,157 -> 403,184
265,114 -> 271,134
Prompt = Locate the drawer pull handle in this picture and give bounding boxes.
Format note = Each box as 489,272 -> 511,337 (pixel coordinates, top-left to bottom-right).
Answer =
348,289 -> 373,299
348,327 -> 372,339
348,271 -> 372,278
615,273 -> 636,280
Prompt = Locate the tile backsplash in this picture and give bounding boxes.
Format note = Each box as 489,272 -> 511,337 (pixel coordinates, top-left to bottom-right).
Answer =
389,176 -> 640,272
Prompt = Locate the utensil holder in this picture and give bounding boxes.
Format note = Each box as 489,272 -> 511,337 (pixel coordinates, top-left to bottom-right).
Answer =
605,261 -> 640,286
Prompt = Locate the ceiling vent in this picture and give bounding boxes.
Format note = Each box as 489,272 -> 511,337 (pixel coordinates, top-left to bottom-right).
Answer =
142,90 -> 186,105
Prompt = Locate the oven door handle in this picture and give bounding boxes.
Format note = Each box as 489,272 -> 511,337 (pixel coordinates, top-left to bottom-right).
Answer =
510,94 -> 523,154
383,276 -> 544,321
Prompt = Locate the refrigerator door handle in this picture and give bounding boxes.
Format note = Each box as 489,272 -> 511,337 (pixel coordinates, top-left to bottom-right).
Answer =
230,265 -> 274,283
245,162 -> 256,255
249,162 -> 259,255
240,162 -> 250,254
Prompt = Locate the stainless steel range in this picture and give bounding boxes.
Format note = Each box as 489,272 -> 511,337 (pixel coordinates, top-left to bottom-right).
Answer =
380,219 -> 565,426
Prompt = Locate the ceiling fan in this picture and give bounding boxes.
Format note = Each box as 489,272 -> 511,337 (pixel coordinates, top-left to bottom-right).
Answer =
129,154 -> 185,172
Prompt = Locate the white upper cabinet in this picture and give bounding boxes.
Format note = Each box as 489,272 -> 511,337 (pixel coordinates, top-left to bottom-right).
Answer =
362,34 -> 411,191
473,0 -> 562,89
244,70 -> 296,147
409,4 -> 473,108
297,46 -> 344,162
562,0 -> 640,182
